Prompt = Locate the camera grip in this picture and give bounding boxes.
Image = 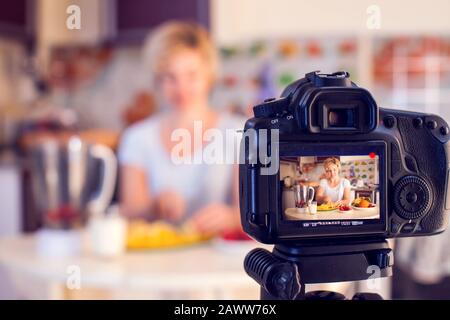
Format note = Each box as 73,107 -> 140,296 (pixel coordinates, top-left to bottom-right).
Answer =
396,115 -> 449,233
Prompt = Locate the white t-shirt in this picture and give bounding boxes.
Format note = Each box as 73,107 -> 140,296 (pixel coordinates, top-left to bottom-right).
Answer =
319,178 -> 351,202
118,112 -> 245,219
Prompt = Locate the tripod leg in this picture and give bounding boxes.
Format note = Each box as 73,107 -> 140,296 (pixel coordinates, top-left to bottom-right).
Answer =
352,292 -> 383,300
260,281 -> 305,300
260,287 -> 276,300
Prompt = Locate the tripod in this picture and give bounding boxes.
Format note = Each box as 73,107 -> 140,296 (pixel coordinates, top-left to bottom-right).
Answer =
244,239 -> 393,300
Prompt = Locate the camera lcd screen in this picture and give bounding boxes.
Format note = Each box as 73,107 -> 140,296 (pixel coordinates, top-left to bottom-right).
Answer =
279,143 -> 385,232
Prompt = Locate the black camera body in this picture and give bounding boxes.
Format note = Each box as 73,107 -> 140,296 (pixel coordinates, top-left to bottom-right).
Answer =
240,71 -> 450,244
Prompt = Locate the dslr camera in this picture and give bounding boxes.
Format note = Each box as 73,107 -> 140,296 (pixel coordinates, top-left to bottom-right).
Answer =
240,71 -> 450,244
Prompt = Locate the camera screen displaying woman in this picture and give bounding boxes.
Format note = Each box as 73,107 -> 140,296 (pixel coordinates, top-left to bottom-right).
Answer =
280,154 -> 380,221
316,157 -> 351,206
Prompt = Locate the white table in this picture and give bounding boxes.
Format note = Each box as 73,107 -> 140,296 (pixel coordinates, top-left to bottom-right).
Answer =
0,234 -> 264,299
285,207 -> 379,220
0,234 -> 390,299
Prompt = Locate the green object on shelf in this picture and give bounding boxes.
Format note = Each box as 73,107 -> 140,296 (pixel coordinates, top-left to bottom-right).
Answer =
220,47 -> 239,58
279,73 -> 295,87
249,41 -> 266,57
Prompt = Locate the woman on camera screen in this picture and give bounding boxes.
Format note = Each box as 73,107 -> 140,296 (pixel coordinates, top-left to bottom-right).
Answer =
315,157 -> 351,205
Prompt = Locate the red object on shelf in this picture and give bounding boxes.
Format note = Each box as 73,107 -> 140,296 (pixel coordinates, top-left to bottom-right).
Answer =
222,75 -> 238,88
373,37 -> 450,87
307,41 -> 322,57
338,40 -> 356,56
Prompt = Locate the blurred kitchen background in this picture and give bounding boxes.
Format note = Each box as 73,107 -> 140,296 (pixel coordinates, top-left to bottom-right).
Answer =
0,0 -> 449,299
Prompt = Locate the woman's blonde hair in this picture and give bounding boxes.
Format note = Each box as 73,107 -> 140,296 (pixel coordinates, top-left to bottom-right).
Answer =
142,21 -> 218,86
323,157 -> 341,171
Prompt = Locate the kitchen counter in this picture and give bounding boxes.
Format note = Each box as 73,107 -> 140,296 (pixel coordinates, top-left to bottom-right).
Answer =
0,233 -> 264,299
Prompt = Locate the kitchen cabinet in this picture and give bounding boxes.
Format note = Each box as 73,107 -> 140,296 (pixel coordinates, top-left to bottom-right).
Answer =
0,0 -> 32,42
116,0 -> 210,44
300,156 -> 315,164
18,0 -> 210,67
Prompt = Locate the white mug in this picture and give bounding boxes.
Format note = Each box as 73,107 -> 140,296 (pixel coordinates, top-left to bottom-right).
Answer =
89,209 -> 127,258
308,201 -> 318,214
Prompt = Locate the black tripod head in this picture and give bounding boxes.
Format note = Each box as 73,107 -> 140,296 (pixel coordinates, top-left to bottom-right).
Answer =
244,239 -> 393,300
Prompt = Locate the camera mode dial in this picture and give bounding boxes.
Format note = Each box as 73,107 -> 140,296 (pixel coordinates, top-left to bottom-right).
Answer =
394,176 -> 432,220
253,97 -> 290,118
306,70 -> 352,87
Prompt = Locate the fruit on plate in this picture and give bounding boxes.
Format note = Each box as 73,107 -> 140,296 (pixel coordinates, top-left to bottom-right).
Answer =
339,205 -> 352,211
317,203 -> 338,211
352,197 -> 376,208
359,199 -> 371,208
126,220 -> 210,249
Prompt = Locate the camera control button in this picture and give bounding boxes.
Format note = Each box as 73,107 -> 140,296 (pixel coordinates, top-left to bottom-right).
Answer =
440,126 -> 449,135
383,116 -> 396,128
413,117 -> 423,128
394,176 -> 432,220
427,120 -> 438,130
406,192 -> 418,203
404,155 -> 418,173
254,96 -> 290,118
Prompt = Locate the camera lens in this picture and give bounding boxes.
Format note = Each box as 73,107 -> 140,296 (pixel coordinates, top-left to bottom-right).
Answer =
328,108 -> 355,128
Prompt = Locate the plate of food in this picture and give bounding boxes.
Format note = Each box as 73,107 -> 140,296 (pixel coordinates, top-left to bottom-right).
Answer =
351,197 -> 377,211
126,220 -> 211,250
317,203 -> 339,212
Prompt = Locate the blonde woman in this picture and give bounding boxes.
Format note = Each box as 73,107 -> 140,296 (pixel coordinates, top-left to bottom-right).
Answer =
119,22 -> 244,236
315,157 -> 351,205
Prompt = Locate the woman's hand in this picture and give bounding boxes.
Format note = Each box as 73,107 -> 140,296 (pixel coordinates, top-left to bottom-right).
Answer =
335,199 -> 350,206
189,203 -> 240,236
334,200 -> 344,206
153,190 -> 186,223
